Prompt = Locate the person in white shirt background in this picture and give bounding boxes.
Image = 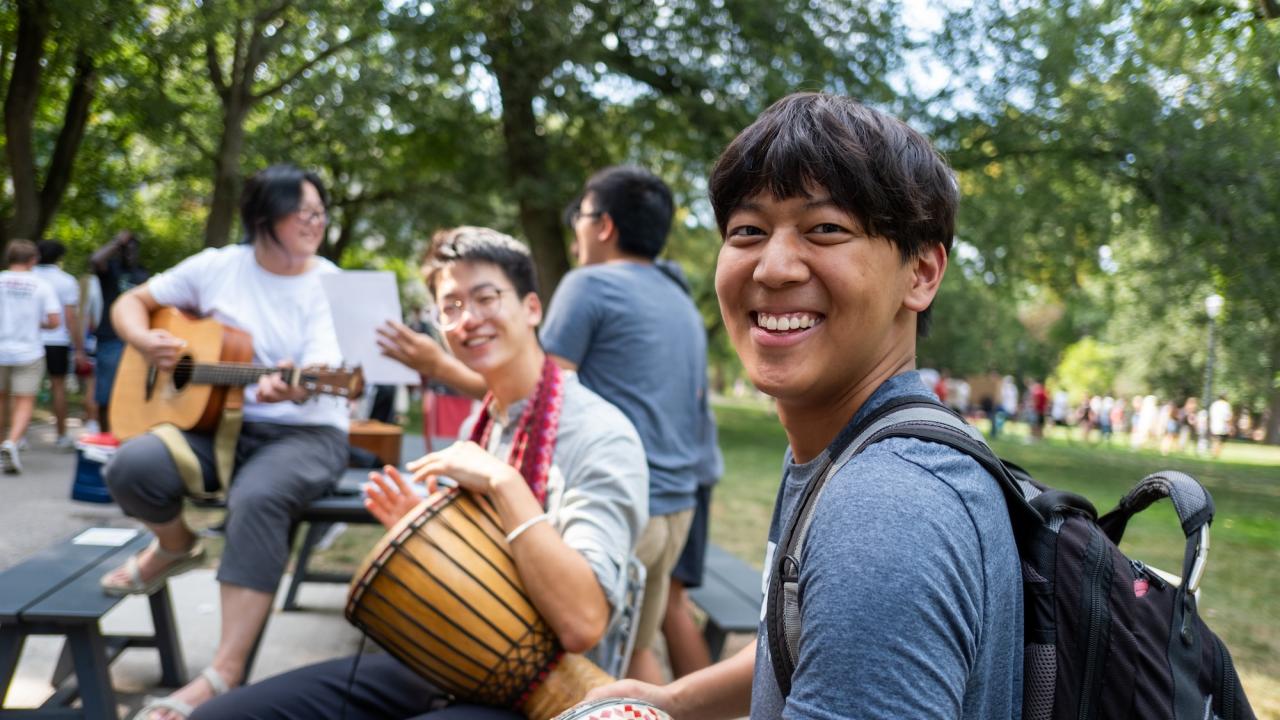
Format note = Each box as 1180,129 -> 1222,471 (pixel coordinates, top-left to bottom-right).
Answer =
33,239 -> 87,449
1209,395 -> 1233,459
0,239 -> 62,473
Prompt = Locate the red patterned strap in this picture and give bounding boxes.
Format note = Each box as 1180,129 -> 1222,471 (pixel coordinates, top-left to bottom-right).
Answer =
469,355 -> 564,506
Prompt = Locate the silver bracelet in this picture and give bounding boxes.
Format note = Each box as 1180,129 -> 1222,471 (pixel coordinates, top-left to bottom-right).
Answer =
505,513 -> 550,545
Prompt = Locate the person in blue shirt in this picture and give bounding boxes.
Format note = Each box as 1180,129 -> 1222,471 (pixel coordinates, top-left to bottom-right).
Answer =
544,167 -> 722,683
587,93 -> 1023,718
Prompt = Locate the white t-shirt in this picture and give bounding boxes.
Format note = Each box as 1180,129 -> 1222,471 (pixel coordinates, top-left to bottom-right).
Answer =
1209,399 -> 1232,436
0,270 -> 61,364
146,244 -> 349,431
33,264 -> 80,346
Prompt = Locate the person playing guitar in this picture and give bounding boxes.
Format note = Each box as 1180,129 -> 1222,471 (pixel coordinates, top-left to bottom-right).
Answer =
99,164 -> 352,720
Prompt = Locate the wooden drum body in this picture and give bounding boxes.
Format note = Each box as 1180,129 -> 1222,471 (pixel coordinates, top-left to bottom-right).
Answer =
346,488 -> 611,719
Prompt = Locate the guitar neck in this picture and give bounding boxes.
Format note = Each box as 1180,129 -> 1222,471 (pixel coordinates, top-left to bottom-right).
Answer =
190,363 -> 294,387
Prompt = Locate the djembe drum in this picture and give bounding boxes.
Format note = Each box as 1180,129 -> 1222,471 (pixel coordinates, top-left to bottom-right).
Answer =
552,699 -> 672,720
346,488 -> 614,720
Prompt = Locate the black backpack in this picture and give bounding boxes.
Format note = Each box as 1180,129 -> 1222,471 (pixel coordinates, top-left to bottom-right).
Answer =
766,396 -> 1256,720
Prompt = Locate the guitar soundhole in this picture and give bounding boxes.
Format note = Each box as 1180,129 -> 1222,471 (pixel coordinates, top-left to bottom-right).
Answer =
172,356 -> 194,390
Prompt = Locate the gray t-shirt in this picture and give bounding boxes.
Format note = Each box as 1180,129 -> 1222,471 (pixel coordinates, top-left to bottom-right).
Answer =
465,372 -> 650,667
751,372 -> 1023,719
541,262 -> 720,514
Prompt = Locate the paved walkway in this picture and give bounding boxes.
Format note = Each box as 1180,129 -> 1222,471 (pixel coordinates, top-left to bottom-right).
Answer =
0,419 -> 362,717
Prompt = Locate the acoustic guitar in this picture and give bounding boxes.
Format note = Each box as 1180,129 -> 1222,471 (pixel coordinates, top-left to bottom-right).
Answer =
109,307 -> 364,440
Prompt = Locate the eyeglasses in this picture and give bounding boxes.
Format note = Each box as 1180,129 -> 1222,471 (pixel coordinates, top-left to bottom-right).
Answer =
293,208 -> 328,225
433,287 -> 509,330
569,208 -> 605,225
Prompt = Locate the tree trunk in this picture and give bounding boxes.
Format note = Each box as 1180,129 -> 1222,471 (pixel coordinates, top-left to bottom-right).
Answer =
1266,342 -> 1280,445
322,199 -> 361,263
37,49 -> 96,239
204,100 -> 248,247
490,46 -> 569,301
3,0 -> 50,243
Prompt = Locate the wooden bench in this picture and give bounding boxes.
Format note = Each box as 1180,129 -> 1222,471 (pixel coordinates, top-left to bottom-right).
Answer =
688,543 -> 762,661
0,530 -> 186,719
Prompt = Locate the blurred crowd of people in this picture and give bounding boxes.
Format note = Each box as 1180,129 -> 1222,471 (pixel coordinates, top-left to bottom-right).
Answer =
915,369 -> 1254,459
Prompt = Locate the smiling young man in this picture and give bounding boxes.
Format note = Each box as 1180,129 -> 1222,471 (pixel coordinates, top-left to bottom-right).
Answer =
192,226 -> 649,720
588,93 -> 1023,718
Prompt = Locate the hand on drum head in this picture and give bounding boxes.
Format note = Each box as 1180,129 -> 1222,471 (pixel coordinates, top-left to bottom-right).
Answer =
363,466 -> 427,529
406,441 -> 524,497
581,681 -> 677,717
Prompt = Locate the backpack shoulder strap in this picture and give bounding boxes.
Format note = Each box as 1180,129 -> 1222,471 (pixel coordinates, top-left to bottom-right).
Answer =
766,396 -> 1045,698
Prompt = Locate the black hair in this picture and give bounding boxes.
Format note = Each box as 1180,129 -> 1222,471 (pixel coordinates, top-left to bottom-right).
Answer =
239,164 -> 328,246
37,239 -> 66,264
708,92 -> 958,336
579,166 -> 675,259
423,227 -> 538,299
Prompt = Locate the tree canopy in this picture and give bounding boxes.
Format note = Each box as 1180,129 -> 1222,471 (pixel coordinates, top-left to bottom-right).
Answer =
3,0 -> 1278,439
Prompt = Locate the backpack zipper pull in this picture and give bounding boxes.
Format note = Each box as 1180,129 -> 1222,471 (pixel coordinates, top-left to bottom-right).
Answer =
780,554 -> 800,583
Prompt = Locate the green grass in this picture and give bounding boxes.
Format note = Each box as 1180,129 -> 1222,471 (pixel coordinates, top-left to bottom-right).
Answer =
705,400 -> 1280,717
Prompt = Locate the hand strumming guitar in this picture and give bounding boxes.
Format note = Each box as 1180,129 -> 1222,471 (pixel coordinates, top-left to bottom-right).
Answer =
135,328 -> 186,371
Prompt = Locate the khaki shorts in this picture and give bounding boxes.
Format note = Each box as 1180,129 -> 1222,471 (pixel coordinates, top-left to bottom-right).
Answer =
632,506 -> 695,653
0,358 -> 45,395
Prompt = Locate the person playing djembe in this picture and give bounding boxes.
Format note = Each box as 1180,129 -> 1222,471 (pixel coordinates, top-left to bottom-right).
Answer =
192,226 -> 649,720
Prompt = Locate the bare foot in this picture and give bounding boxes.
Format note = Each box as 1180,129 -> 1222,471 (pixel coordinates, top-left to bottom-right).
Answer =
101,537 -> 198,589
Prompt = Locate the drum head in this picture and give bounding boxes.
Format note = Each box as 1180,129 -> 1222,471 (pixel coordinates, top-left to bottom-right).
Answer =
552,698 -> 672,720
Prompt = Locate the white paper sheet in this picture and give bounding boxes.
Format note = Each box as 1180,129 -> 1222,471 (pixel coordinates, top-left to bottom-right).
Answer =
321,271 -> 421,386
72,528 -> 140,547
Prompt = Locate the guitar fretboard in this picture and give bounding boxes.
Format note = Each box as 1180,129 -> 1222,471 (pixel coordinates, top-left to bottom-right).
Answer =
189,363 -> 290,387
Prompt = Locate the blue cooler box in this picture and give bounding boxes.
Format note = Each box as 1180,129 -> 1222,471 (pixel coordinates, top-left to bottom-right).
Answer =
72,438 -> 117,503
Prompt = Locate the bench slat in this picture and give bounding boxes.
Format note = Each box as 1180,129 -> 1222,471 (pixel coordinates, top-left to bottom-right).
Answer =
20,534 -> 153,622
689,544 -> 762,634
0,533 -> 145,622
702,545 -> 762,604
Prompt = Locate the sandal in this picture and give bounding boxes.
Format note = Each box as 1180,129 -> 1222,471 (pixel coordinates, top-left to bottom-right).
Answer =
100,538 -> 206,597
132,667 -> 231,719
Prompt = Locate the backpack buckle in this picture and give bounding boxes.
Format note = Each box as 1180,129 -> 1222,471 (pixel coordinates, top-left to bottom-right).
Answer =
1185,524 -> 1210,599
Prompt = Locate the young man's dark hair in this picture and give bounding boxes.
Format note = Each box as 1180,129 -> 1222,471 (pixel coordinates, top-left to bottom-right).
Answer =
580,166 -> 675,259
708,92 -> 957,336
422,226 -> 538,298
37,239 -> 67,265
5,239 -> 39,266
239,163 -> 328,246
